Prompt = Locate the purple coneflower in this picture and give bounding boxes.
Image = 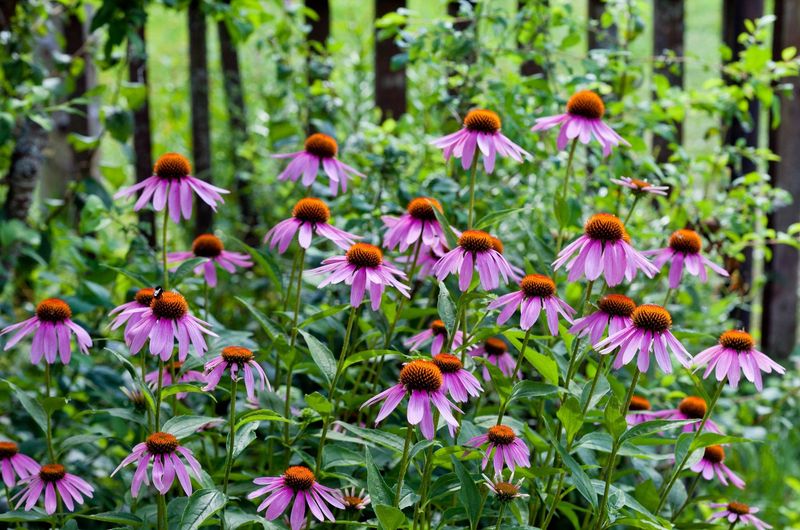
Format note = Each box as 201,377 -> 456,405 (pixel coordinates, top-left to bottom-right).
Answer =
489,235 -> 523,281
466,425 -> 530,473
383,197 -> 449,253
482,473 -> 529,503
625,395 -> 653,426
247,466 -> 344,530
693,330 -> 784,391
111,432 -> 202,497
361,360 -> 461,440
265,197 -> 358,253
531,90 -> 629,156
595,304 -> 691,373
404,320 -> 464,355
570,293 -> 635,345
113,152 -> 228,223
274,133 -> 363,195
14,464 -> 93,514
145,360 -> 205,400
308,243 -> 410,310
203,346 -> 270,399
488,274 -> 575,334
340,487 -> 371,511
433,230 -> 514,291
1,298 -> 92,365
110,288 -> 156,345
553,213 -> 657,286
0,441 -> 39,488
709,502 -> 771,530
167,234 -> 253,288
610,176 -> 669,196
691,445 -> 745,489
646,396 -> 721,433
645,229 -> 729,289
469,337 -> 519,382
126,290 -> 216,362
431,353 -> 482,403
430,109 -> 530,173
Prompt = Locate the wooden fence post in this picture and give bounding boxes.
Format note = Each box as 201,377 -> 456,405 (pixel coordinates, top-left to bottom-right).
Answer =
188,0 -> 213,235
588,0 -> 617,49
652,0 -> 684,162
374,0 -> 406,119
763,0 -> 800,359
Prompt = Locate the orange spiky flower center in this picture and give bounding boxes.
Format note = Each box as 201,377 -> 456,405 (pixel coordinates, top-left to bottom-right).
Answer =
463,109 -> 501,133
493,481 -> 520,502
629,178 -> 652,189
490,236 -> 504,254
399,360 -> 443,392
458,230 -> 493,253
346,243 -> 383,268
598,294 -> 636,317
727,502 -> 750,515
36,298 -> 72,323
134,288 -> 156,307
407,197 -> 443,221
145,432 -> 179,455
631,304 -> 672,333
39,464 -> 66,482
669,229 -> 702,255
487,425 -> 516,445
430,320 -> 448,336
432,353 -> 462,374
704,445 -> 725,464
566,90 -> 605,120
678,396 -> 707,419
584,213 -> 626,242
628,395 -> 651,411
154,153 -> 191,179
192,234 -> 224,258
520,274 -> 555,298
719,330 -> 755,352
221,346 -> 254,364
0,441 -> 19,459
151,291 -> 189,320
292,197 -> 330,224
484,337 -> 507,356
284,466 -> 316,491
304,133 -> 338,159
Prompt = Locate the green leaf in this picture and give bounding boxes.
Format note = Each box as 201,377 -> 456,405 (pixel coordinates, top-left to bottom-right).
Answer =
298,329 -> 337,386
604,396 -> 627,441
104,347 -> 156,413
343,349 -> 405,370
475,207 -> 527,231
80,512 -> 143,526
170,257 -> 208,286
472,357 -> 512,398
162,415 -> 220,439
556,397 -> 583,444
3,379 -> 47,433
374,505 -> 405,530
619,419 -> 699,444
0,511 -> 54,523
235,409 -> 291,430
299,304 -> 349,329
522,349 -> 559,385
305,392 -> 333,415
431,204 -> 459,250
437,281 -> 457,334
452,458 -> 481,529
160,383 -> 216,401
336,422 -> 405,452
553,442 -> 596,508
233,422 -> 259,459
229,236 -> 283,292
690,432 -> 750,450
365,448 -> 393,507
178,489 -> 226,530
100,264 -> 152,287
508,380 -> 558,404
235,297 -> 282,341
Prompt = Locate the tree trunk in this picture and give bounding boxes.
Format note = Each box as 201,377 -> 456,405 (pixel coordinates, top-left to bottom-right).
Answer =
374,0 -> 406,119
217,11 -> 258,245
188,0 -> 213,235
652,0 -> 684,162
588,0 -> 617,49
763,0 -> 800,359
2,120 -> 46,222
128,24 -> 156,247
305,0 -> 330,135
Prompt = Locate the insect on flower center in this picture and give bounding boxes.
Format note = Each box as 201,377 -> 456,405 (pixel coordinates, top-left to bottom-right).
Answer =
678,396 -> 707,419
520,274 -> 556,298
463,109 -> 501,133
631,304 -> 672,333
134,288 -> 156,306
0,441 -> 19,459
399,360 -> 443,392
432,353 -> 462,374
151,291 -> 189,320
566,90 -> 605,120
490,236 -> 504,254
407,197 -> 442,221
39,464 -> 66,482
283,466 -> 316,491
704,445 -> 725,464
598,294 -> 636,317
494,481 -> 519,502
154,153 -> 191,179
304,133 -> 338,158
727,502 -> 750,515
584,213 -> 626,242
292,197 -> 330,224
628,395 -> 651,411
487,425 -> 516,445
668,229 -> 702,255
192,234 -> 224,258
346,243 -> 383,268
458,230 -> 493,253
221,346 -> 254,364
146,432 -> 179,455
36,298 -> 72,323
483,337 -> 507,356
430,319 -> 448,336
719,330 -> 754,352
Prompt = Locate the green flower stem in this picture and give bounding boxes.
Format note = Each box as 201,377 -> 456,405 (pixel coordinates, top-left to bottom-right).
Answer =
728,521 -> 738,530
494,503 -> 506,530
203,280 -> 209,321
495,327 -> 532,424
222,377 -> 238,494
671,472 -> 702,522
412,411 -> 439,530
44,363 -> 55,463
554,138 -> 579,255
563,280 -> 595,388
580,355 -> 606,415
663,287 -> 674,307
622,194 -> 641,224
466,151 -> 480,230
393,423 -> 415,508
157,493 -> 167,530
154,359 -> 165,430
283,248 -> 306,445
162,207 -> 169,290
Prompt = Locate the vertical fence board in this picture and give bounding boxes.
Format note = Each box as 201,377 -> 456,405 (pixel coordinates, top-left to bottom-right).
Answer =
188,0 -> 213,235
518,0 -> 546,77
763,0 -> 800,358
305,0 -> 330,134
588,0 -> 616,49
374,0 -> 406,119
652,0 -> 684,161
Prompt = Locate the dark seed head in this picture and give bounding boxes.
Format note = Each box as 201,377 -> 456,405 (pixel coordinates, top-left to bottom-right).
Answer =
399,360 -> 443,392
36,298 -> 72,323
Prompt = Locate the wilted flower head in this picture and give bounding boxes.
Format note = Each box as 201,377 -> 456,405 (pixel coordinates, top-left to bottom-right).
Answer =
433,230 -> 514,291
693,330 -> 785,391
14,463 -> 93,514
488,274 -> 575,334
168,234 -> 253,288
383,197 -> 449,253
691,445 -> 745,489
570,293 -> 635,345
340,487 -> 370,511
273,133 -> 364,195
265,197 -> 359,253
709,502 -> 771,530
466,425 -> 530,473
645,229 -> 729,289
482,473 -> 529,503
